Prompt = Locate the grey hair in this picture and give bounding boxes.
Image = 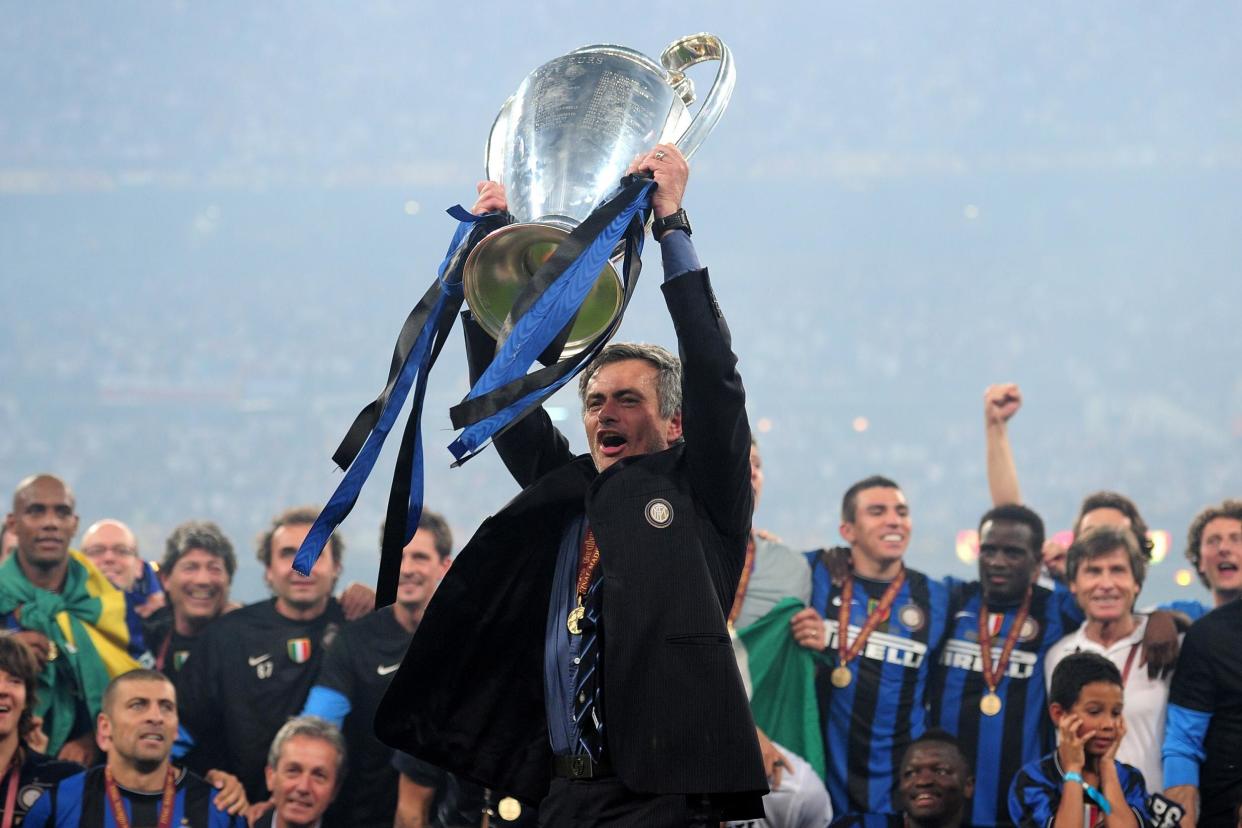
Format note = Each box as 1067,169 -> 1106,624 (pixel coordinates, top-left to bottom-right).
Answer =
162,520 -> 237,579
577,342 -> 682,419
267,716 -> 347,784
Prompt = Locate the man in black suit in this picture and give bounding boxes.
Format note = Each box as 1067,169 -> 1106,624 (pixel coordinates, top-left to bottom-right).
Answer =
377,143 -> 767,825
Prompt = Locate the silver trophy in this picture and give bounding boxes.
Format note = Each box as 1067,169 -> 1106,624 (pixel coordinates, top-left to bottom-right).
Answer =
462,33 -> 735,358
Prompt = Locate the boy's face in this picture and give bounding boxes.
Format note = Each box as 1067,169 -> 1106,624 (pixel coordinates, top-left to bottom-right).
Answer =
1054,680 -> 1124,757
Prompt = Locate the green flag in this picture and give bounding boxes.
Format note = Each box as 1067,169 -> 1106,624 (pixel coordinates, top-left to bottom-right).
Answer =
734,596 -> 825,778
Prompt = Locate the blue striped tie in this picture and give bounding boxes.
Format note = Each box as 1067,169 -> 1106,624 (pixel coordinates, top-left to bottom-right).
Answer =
573,571 -> 604,760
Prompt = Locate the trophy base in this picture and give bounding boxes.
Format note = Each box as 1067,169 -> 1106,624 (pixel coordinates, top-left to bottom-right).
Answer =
463,222 -> 623,360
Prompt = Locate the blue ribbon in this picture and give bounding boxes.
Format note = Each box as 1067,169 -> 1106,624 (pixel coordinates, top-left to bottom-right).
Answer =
292,209 -> 489,577
448,181 -> 654,462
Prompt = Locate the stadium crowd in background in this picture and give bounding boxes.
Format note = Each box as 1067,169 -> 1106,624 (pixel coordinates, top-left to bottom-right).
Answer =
3,378 -> 1239,827
1,153 -> 1238,828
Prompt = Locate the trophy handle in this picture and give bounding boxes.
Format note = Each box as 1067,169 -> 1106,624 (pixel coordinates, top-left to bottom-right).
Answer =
660,33 -> 735,160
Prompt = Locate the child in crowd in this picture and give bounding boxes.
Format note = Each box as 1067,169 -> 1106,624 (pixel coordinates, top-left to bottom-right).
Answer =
1008,652 -> 1148,827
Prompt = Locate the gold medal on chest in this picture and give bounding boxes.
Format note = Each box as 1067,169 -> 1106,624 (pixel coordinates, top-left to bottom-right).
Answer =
566,605 -> 585,635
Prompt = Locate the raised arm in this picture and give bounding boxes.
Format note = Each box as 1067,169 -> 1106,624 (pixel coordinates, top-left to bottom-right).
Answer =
634,144 -> 752,537
984,383 -> 1023,506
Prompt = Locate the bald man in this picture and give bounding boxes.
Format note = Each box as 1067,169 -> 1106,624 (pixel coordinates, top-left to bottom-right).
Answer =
0,474 -> 150,762
82,518 -> 166,617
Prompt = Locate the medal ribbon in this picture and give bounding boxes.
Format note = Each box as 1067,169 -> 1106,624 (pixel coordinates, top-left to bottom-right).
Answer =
154,633 -> 172,673
1120,642 -> 1140,686
836,569 -> 906,668
2,753 -> 21,828
727,534 -> 758,626
978,586 -> 1032,695
576,529 -> 602,604
104,766 -> 177,828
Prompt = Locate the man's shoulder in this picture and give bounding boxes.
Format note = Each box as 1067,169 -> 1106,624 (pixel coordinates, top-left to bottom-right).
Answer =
1015,752 -> 1060,787
1045,626 -> 1086,664
174,765 -> 216,793
20,750 -> 85,783
936,574 -> 979,604
20,754 -> 87,805
1196,597 -> 1242,629
339,604 -> 400,641
213,599 -> 277,627
171,768 -> 245,822
753,532 -> 801,562
901,566 -> 952,602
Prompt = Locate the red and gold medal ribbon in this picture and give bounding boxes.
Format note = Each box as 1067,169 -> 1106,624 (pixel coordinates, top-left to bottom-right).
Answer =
567,528 -> 602,634
576,529 -> 602,602
154,633 -> 172,673
836,568 -> 906,668
2,752 -> 22,828
727,534 -> 758,627
104,765 -> 177,828
978,586 -> 1032,696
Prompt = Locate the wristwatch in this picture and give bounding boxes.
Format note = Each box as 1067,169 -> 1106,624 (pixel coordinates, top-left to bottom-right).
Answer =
653,208 -> 692,238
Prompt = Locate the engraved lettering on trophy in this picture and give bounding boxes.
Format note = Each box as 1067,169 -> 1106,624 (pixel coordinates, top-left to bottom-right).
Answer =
531,71 -> 578,132
581,71 -> 659,142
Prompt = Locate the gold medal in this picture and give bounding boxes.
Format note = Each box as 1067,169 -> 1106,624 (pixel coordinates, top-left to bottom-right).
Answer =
977,587 -> 1030,721
568,530 -> 600,636
497,797 -> 522,821
566,605 -> 585,635
829,569 -> 906,693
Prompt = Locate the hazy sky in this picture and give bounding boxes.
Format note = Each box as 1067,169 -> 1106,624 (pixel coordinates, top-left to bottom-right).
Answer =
2,2 -> 1238,604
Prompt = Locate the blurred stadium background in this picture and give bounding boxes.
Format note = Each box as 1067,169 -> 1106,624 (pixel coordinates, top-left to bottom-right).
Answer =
2,2 -> 1238,604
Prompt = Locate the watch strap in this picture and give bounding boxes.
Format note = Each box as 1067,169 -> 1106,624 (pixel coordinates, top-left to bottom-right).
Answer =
653,208 -> 691,238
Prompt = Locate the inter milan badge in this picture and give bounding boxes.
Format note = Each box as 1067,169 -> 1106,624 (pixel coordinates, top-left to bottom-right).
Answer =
1018,616 -> 1040,643
287,638 -> 312,664
644,498 -> 674,528
898,603 -> 925,632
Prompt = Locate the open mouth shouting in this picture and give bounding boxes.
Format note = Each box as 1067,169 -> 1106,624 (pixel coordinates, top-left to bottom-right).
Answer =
596,431 -> 628,458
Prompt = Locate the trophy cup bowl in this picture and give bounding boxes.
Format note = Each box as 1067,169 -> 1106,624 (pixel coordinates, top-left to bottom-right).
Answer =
463,33 -> 735,358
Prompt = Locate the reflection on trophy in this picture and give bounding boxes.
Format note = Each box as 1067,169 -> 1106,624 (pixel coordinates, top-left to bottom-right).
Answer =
462,33 -> 735,358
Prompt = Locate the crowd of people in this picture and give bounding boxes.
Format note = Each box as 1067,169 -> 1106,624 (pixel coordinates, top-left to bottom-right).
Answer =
2,146 -> 1240,828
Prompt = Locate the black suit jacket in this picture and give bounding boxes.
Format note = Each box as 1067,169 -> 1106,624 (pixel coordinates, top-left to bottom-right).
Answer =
376,269 -> 767,812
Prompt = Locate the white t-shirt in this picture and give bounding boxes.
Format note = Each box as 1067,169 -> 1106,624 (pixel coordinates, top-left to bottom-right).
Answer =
725,741 -> 832,828
1045,615 -> 1177,790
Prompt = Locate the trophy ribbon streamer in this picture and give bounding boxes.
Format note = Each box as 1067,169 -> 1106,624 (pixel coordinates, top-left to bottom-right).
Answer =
447,175 -> 656,463
292,208 -> 511,598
